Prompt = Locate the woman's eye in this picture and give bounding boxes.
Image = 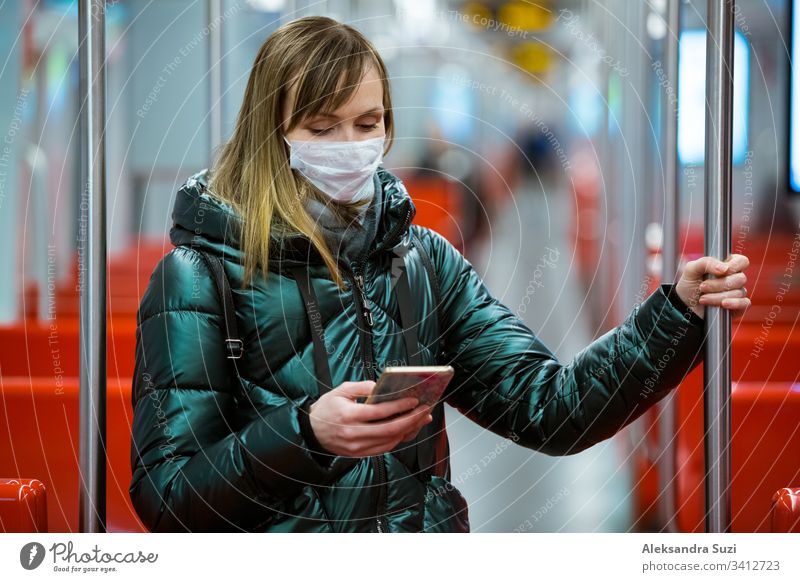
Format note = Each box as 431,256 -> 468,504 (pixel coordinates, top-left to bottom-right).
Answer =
359,123 -> 379,131
309,127 -> 333,135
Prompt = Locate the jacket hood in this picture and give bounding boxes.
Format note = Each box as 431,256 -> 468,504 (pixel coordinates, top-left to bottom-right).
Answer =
169,166 -> 417,270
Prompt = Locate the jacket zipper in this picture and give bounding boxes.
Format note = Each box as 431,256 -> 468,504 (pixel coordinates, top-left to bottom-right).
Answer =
344,201 -> 414,534
347,264 -> 387,533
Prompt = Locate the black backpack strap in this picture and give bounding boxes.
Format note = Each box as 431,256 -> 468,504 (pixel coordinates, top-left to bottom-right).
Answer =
392,240 -> 441,483
289,266 -> 334,396
412,234 -> 452,480
410,232 -> 444,360
393,258 -> 422,367
192,248 -> 248,406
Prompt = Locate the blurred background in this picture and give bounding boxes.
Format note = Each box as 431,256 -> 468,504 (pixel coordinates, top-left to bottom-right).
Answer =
1,0 -> 799,534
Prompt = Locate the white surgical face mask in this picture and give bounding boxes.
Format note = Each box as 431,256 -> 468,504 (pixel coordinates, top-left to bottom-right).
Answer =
284,135 -> 385,203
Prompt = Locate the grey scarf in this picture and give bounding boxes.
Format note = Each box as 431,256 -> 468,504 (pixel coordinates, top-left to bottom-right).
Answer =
301,172 -> 383,267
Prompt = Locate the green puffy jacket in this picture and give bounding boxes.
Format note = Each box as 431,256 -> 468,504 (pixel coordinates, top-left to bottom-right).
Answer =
129,166 -> 705,533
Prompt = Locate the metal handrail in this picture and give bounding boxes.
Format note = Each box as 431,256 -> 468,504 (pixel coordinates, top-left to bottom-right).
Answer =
657,0 -> 681,534
703,0 -> 734,534
78,0 -> 107,533
208,0 -> 223,158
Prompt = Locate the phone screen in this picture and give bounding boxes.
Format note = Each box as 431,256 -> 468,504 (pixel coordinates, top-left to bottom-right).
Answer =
364,366 -> 454,406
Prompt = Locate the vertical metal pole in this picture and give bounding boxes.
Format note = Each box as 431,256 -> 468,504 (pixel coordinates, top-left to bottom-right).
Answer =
208,0 -> 223,158
33,57 -> 51,324
620,0 -> 654,473
703,0 -> 734,534
657,0 -> 681,533
621,0 -> 649,311
286,0 -> 297,19
0,0 -> 24,323
78,0 -> 107,533
595,0 -> 614,328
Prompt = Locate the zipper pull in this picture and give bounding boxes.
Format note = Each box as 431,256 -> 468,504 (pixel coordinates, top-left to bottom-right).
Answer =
354,273 -> 365,291
354,273 -> 374,327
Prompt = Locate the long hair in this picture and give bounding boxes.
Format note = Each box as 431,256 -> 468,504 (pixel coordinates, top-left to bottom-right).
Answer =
207,16 -> 395,290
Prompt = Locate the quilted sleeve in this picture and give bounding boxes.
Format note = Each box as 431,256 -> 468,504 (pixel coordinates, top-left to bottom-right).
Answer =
129,247 -> 354,532
421,229 -> 705,456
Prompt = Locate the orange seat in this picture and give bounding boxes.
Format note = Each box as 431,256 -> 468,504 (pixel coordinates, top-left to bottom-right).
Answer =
396,175 -> 464,249
727,324 -> 800,381
631,320 -> 800,526
0,319 -> 137,378
22,279 -> 149,320
741,305 -> 800,326
0,478 -> 48,532
770,488 -> 800,532
744,267 -> 800,306
21,237 -> 168,320
675,373 -> 800,532
0,376 -> 145,532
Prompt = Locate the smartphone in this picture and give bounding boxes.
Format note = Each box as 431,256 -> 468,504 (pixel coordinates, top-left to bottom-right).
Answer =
363,365 -> 455,406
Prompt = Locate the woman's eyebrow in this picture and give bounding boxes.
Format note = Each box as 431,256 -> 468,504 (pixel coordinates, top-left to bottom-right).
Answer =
312,106 -> 384,120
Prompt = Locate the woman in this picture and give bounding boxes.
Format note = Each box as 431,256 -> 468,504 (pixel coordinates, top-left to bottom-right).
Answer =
129,16 -> 750,533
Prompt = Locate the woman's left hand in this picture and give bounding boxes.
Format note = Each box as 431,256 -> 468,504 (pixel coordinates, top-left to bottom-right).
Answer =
675,254 -> 751,320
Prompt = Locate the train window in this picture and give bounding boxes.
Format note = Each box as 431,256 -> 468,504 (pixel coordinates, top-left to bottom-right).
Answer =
677,29 -> 750,166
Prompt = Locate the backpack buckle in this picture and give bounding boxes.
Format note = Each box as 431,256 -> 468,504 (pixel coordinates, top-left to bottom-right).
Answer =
225,338 -> 243,359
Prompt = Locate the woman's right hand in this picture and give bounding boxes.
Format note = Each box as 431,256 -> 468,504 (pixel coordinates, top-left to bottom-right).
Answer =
308,381 -> 433,458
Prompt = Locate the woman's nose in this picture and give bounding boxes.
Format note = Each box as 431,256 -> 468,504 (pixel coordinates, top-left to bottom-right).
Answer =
338,126 -> 360,141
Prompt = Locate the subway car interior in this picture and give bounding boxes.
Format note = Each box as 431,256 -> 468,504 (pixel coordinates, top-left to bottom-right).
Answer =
0,0 -> 799,534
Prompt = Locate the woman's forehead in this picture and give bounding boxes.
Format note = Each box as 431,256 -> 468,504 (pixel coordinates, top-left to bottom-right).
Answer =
286,63 -> 384,123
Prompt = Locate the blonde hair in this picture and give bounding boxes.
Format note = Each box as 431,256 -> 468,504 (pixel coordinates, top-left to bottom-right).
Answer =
207,16 -> 395,290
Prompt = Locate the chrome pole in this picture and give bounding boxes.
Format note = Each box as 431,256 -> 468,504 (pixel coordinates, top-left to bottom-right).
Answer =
33,55 -> 51,324
657,0 -> 681,533
208,0 -> 223,158
596,0 -> 614,327
78,0 -> 107,533
0,0 -> 24,324
621,0 -> 654,482
703,0 -> 734,533
622,0 -> 651,311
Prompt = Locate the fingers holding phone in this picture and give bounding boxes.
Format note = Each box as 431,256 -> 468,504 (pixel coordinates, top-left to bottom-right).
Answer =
308,380 -> 433,458
354,403 -> 433,456
363,365 -> 453,447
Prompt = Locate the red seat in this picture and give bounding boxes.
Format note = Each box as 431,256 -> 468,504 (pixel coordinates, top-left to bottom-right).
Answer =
0,319 -> 137,378
602,227 -> 800,530
631,321 -> 800,525
727,324 -> 800,382
395,175 -> 464,249
0,377 -> 145,532
740,305 -> 800,326
744,270 -> 800,306
770,488 -> 800,532
675,373 -> 800,532
0,238 -> 170,531
0,478 -> 48,532
21,236 -> 168,320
